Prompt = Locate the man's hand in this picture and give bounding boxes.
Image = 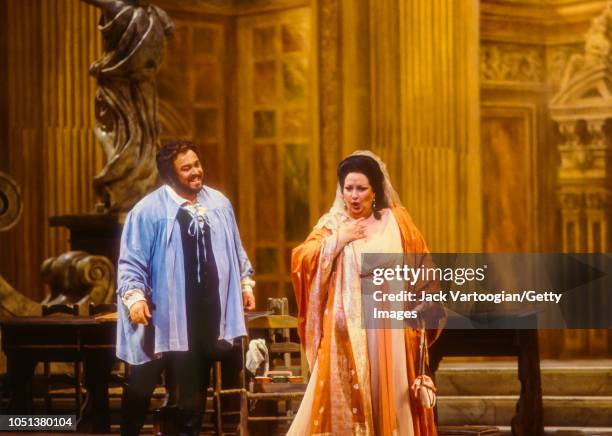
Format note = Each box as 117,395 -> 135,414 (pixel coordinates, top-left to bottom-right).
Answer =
129,300 -> 152,325
242,292 -> 256,312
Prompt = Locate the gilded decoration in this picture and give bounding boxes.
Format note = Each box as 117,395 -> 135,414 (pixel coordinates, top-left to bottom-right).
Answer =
481,42 -> 545,84
550,2 -> 612,258
318,0 -> 341,210
254,144 -> 279,240
195,60 -> 222,102
547,44 -> 583,90
254,111 -> 277,138
254,61 -> 277,104
560,4 -> 612,91
253,26 -> 276,58
283,144 -> 310,241
283,57 -> 308,100
283,108 -> 308,137
282,22 -> 309,53
195,108 -> 219,141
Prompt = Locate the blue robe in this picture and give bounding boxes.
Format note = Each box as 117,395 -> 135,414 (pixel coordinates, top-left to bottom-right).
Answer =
116,185 -> 253,364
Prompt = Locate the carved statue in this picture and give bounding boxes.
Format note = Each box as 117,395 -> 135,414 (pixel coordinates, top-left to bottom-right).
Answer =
82,0 -> 174,211
0,173 -> 39,316
41,251 -> 116,306
550,1 -> 612,260
0,172 -> 23,232
560,1 -> 612,88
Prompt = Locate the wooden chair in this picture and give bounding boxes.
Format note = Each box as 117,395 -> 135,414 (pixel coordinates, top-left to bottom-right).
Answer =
211,339 -> 248,434
41,303 -> 83,417
247,313 -> 308,379
213,299 -> 309,435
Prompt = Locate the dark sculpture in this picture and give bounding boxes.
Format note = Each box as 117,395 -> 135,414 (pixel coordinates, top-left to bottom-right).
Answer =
0,172 -> 39,316
41,251 -> 116,307
83,0 -> 174,211
0,171 -> 23,232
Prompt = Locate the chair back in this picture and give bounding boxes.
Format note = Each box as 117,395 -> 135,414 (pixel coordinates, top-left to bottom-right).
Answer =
247,298 -> 309,379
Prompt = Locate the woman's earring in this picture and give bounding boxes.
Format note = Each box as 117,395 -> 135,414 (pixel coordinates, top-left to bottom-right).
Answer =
373,198 -> 377,209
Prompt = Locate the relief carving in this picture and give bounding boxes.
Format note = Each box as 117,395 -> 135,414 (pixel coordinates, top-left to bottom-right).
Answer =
550,2 -> 612,254
559,192 -> 584,210
41,251 -> 116,306
560,4 -> 612,90
481,43 -> 544,83
585,191 -> 611,209
82,0 -> 174,211
547,44 -> 583,90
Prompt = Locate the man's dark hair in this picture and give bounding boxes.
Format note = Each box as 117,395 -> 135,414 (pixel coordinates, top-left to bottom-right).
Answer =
156,140 -> 199,183
337,154 -> 388,219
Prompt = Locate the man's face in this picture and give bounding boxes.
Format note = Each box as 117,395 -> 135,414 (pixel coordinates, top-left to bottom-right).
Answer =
172,149 -> 204,194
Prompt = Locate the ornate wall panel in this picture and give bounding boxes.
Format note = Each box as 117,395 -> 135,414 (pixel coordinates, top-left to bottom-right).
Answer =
481,104 -> 539,252
481,42 -> 545,85
546,43 -> 584,90
237,8 -> 315,311
482,0 -> 610,356
157,16 -> 231,194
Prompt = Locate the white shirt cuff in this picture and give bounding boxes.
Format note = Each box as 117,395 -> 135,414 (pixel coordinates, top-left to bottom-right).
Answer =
122,289 -> 147,309
241,277 -> 255,294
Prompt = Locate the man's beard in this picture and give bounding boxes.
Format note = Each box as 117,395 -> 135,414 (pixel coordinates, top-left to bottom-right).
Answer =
171,174 -> 202,195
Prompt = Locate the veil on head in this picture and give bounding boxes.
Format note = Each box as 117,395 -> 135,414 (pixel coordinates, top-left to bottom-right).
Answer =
315,150 -> 403,230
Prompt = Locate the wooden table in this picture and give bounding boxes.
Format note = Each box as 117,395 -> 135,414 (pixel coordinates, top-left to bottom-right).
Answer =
0,316 -> 116,433
428,313 -> 543,436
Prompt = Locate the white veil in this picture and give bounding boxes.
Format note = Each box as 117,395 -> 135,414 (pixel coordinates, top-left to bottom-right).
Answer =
315,150 -> 403,230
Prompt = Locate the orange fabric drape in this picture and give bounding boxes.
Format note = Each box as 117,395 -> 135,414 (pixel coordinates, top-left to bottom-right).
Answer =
291,206 -> 444,435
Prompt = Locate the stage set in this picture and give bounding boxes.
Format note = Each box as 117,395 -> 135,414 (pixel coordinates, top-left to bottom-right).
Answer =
0,0 -> 611,435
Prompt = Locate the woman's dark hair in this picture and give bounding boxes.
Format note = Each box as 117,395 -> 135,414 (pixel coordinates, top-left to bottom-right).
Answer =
337,154 -> 388,219
156,140 -> 199,183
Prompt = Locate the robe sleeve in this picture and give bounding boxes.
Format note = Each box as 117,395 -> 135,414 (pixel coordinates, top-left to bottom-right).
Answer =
117,208 -> 155,299
226,205 -> 254,280
392,207 -> 446,345
291,227 -> 338,366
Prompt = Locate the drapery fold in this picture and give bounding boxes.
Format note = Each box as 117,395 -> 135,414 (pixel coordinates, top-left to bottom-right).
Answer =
290,206 -> 443,435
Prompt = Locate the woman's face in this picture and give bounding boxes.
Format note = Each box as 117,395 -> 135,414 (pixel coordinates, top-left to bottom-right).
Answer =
342,172 -> 375,219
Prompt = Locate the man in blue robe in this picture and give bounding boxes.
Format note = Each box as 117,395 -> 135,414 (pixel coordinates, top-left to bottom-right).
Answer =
117,140 -> 255,435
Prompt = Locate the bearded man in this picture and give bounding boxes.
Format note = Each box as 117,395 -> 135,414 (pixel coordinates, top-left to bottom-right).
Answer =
116,140 -> 255,436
